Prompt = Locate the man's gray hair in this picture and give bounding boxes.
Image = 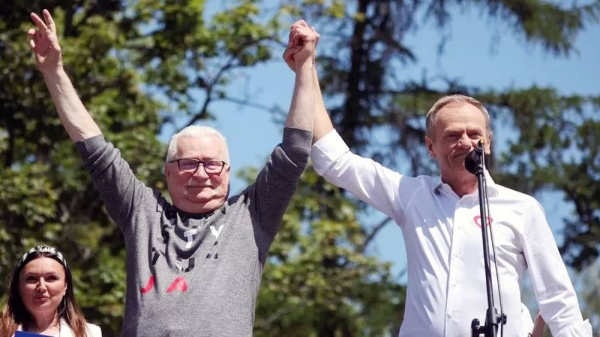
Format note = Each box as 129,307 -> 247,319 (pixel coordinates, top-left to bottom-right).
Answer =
425,94 -> 492,139
165,125 -> 230,163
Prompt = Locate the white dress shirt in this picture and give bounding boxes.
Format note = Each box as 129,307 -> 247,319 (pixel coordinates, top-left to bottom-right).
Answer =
311,130 -> 591,337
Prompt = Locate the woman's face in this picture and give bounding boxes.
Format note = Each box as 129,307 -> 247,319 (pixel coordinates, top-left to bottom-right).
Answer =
18,256 -> 67,321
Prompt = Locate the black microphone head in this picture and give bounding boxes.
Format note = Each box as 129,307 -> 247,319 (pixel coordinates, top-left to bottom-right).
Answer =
464,149 -> 481,175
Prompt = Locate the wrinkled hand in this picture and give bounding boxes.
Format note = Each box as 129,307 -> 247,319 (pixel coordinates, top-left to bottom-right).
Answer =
28,9 -> 63,71
283,20 -> 319,72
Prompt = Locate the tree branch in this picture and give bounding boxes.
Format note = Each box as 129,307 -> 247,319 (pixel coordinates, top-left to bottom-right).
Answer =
363,216 -> 393,249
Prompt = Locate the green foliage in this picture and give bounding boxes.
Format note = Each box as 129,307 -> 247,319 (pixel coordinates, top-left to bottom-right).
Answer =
0,0 -> 282,335
273,0 -> 600,329
128,0 -> 284,126
251,168 -> 405,336
280,0 -> 600,270
576,264 -> 600,332
0,1 -> 164,335
476,88 -> 600,267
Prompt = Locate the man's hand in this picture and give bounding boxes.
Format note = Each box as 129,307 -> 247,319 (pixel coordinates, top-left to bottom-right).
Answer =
28,9 -> 63,72
283,20 -> 319,72
530,313 -> 545,337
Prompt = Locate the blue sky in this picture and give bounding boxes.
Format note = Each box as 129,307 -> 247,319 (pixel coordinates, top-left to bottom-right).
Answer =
161,3 -> 600,289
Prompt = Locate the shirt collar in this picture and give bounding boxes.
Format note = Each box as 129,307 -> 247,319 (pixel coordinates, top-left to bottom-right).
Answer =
433,169 -> 499,197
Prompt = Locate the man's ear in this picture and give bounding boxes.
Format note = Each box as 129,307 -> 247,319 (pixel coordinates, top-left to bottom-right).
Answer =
426,136 -> 436,159
485,131 -> 493,154
164,163 -> 170,178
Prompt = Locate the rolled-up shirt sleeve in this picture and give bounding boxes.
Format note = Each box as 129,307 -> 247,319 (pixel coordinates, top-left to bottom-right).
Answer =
523,200 -> 592,337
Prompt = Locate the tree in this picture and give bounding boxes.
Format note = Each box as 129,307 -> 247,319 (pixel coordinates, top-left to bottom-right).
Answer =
280,0 -> 600,270
1,2 -> 163,333
3,1 -> 401,335
576,263 -> 600,332
262,0 -> 600,333
0,0 -> 285,335
251,168 -> 405,336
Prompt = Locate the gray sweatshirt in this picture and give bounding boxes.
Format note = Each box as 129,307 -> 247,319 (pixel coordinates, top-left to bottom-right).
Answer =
75,128 -> 312,337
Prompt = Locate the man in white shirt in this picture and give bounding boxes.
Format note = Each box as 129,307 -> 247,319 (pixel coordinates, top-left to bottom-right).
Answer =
300,67 -> 591,336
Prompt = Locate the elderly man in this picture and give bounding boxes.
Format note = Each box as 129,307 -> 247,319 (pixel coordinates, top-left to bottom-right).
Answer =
304,69 -> 591,335
29,9 -> 318,336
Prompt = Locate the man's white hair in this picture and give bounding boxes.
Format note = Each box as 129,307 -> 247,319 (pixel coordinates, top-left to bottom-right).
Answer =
165,125 -> 230,163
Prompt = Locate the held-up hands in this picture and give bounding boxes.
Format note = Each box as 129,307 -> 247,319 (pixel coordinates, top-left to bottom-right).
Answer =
28,9 -> 63,71
283,20 -> 319,72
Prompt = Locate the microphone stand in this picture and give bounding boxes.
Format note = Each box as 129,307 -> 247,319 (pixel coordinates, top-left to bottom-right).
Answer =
466,140 -> 506,337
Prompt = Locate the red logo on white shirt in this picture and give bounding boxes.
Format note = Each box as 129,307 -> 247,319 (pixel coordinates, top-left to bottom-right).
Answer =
473,215 -> 493,228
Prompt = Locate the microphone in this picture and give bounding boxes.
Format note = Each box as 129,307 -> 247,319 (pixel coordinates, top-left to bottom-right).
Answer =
465,139 -> 485,175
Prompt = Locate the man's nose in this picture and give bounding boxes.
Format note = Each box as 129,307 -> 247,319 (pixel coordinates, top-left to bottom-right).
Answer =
192,165 -> 209,178
457,134 -> 473,149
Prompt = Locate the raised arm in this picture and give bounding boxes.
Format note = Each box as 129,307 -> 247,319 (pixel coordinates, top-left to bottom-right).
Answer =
310,60 -> 333,142
29,10 -> 151,232
283,21 -> 318,132
283,25 -> 403,220
248,22 -> 319,241
283,26 -> 331,142
28,9 -> 102,142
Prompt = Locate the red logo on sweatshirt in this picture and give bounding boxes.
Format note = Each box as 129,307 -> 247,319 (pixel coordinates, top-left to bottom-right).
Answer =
140,276 -> 188,294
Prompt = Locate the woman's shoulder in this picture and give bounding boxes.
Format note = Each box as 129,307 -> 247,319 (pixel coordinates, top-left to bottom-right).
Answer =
59,320 -> 102,337
84,322 -> 102,337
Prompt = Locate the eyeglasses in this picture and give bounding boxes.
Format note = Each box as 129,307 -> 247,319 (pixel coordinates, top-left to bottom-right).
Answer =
168,159 -> 227,174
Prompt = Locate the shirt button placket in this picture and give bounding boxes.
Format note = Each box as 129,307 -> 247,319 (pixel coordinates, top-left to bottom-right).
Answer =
447,200 -> 467,330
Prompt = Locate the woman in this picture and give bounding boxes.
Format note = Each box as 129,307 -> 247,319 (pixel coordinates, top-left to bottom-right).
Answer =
0,245 -> 101,337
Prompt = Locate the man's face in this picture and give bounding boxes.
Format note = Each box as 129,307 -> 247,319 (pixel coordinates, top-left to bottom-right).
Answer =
425,102 -> 491,182
165,135 -> 230,214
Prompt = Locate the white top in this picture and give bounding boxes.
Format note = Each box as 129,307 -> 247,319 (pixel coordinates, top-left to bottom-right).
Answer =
311,130 -> 591,337
59,321 -> 101,337
16,320 -> 101,337
520,303 -> 534,336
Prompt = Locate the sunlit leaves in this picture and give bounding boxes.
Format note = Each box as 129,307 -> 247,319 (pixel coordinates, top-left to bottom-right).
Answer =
253,168 -> 405,336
